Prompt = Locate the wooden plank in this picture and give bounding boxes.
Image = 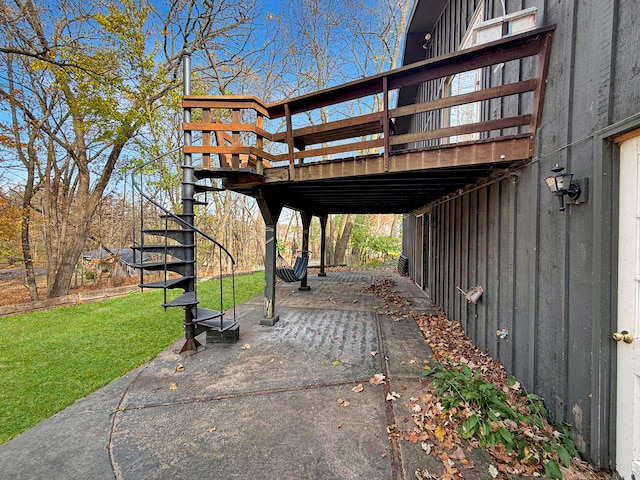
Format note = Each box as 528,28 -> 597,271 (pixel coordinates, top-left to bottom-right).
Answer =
272,112 -> 384,145
183,96 -> 269,116
263,136 -> 531,182
486,182 -> 501,358
461,193 -> 470,330
289,138 -> 384,160
390,80 -> 537,118
270,28 -> 553,118
390,115 -> 531,145
183,145 -> 277,162
476,187 -> 489,349
183,122 -> 274,140
468,188 -> 479,341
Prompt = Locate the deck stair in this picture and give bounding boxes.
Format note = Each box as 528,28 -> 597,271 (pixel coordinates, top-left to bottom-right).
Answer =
130,154 -> 239,353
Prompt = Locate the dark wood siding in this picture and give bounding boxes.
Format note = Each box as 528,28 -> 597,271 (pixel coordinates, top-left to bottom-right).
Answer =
402,0 -> 640,467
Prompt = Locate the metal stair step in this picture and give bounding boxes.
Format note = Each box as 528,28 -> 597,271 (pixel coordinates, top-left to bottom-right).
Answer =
143,229 -> 193,243
158,213 -> 194,222
133,244 -> 195,253
163,291 -> 198,308
194,167 -> 258,179
194,184 -> 223,193
140,277 -> 194,289
196,317 -> 238,333
131,260 -> 194,275
194,307 -> 225,323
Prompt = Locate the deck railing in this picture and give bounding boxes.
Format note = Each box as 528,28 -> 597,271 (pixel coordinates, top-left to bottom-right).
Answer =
182,25 -> 554,180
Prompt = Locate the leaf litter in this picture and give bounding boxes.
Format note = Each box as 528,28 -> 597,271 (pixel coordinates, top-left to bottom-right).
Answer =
363,278 -> 613,480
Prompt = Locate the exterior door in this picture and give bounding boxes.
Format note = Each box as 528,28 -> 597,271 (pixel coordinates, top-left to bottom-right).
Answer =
616,132 -> 640,480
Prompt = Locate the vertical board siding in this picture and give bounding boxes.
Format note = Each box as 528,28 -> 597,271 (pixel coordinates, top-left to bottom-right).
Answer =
400,0 -> 637,466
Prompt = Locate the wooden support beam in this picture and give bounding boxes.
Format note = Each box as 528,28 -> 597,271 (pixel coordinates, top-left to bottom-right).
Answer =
257,135 -> 532,184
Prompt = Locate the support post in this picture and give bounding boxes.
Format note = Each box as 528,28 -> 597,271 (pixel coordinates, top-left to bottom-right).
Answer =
256,190 -> 283,326
383,76 -> 389,172
285,103 -> 295,180
299,211 -> 312,291
180,52 -> 200,354
318,215 -> 327,277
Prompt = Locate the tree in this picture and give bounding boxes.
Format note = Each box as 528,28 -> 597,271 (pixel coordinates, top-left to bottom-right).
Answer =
0,0 -> 259,297
265,0 -> 411,262
0,195 -> 21,262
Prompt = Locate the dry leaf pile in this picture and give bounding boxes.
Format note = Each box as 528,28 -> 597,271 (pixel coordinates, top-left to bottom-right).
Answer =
361,278 -> 407,318
363,279 -> 612,480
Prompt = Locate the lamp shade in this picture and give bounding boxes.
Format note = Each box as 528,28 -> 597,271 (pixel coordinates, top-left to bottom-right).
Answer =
545,165 -> 573,194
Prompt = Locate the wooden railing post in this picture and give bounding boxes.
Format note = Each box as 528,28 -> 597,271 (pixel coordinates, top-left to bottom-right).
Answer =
202,108 -> 211,170
285,103 -> 295,180
231,108 -> 240,169
256,113 -> 264,175
529,31 -> 554,156
383,76 -> 390,172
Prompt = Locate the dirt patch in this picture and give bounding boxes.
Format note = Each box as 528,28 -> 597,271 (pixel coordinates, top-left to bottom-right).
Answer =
0,267 -> 143,311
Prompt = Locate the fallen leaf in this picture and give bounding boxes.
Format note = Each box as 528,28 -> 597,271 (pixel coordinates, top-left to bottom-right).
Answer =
488,464 -> 499,478
462,459 -> 475,470
434,425 -> 446,442
352,383 -> 364,393
371,351 -> 378,356
332,360 -> 341,366
337,421 -> 345,429
241,343 -> 251,350
452,446 -> 466,460
175,364 -> 184,372
369,373 -> 386,384
169,383 -> 177,390
206,427 -> 216,433
386,391 -> 401,401
412,403 -> 422,413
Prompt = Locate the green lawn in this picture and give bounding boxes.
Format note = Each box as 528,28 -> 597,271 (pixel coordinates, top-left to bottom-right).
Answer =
0,272 -> 264,445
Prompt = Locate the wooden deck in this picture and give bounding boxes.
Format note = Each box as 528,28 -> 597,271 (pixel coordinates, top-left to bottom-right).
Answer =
183,25 -> 554,213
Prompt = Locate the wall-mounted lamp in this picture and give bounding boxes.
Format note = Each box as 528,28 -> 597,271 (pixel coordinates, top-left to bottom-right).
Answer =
422,32 -> 432,49
544,164 -> 582,212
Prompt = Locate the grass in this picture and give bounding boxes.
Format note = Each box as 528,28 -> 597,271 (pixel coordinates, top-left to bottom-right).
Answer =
0,271 -> 264,445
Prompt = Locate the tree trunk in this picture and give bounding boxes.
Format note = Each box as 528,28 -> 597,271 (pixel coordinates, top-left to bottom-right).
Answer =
20,207 -> 39,301
333,213 -> 355,265
45,212 -> 93,298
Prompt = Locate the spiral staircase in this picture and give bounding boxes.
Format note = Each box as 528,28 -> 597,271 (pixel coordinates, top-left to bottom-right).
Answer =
130,153 -> 239,354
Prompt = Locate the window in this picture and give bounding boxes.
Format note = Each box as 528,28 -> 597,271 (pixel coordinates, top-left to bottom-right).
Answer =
443,5 -> 484,144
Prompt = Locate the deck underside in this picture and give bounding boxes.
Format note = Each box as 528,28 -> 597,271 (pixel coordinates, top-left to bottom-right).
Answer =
213,135 -> 530,214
